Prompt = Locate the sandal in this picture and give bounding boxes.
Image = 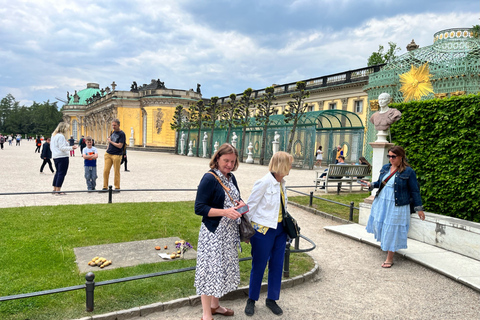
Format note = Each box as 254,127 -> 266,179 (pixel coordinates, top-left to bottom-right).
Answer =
381,262 -> 394,268
211,305 -> 234,316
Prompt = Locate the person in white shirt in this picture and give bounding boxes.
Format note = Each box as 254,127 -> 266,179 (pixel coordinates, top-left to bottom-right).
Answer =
244,151 -> 293,317
50,122 -> 77,195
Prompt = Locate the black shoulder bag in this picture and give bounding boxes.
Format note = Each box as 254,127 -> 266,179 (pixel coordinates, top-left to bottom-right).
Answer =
280,191 -> 300,239
208,172 -> 255,242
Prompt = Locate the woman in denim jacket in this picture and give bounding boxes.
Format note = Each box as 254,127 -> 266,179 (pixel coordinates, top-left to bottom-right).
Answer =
362,146 -> 425,268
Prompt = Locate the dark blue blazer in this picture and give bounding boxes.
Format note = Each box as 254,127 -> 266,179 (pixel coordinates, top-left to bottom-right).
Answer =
195,170 -> 241,233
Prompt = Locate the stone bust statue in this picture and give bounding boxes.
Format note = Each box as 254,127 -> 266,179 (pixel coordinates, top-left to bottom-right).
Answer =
369,93 -> 402,131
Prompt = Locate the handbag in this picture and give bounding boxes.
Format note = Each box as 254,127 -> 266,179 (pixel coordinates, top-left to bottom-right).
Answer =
280,192 -> 300,239
208,172 -> 255,242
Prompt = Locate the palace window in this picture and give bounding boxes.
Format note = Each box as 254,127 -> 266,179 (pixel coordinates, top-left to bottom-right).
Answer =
329,103 -> 337,110
355,100 -> 363,113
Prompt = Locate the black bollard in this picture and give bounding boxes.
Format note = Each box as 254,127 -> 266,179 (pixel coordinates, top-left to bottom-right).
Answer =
85,272 -> 95,312
349,201 -> 354,221
283,242 -> 291,278
108,185 -> 113,203
309,191 -> 313,207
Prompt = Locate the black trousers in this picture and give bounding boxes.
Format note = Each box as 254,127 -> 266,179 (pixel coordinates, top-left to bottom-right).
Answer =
40,159 -> 54,173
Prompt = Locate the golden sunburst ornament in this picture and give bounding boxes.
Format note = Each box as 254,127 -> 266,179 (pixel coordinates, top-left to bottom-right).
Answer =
399,63 -> 434,102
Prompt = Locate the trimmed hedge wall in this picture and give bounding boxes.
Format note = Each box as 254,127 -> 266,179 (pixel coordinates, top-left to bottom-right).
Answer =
390,94 -> 480,222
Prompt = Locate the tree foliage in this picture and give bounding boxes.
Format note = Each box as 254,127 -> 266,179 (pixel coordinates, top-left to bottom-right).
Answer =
367,42 -> 401,66
236,88 -> 254,162
205,96 -> 222,157
255,86 -> 277,165
170,105 -> 184,154
219,93 -> 240,142
283,82 -> 310,153
390,94 -> 480,222
0,94 -> 63,137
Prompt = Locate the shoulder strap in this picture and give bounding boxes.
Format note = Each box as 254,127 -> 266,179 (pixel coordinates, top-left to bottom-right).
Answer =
207,171 -> 235,204
376,169 -> 398,197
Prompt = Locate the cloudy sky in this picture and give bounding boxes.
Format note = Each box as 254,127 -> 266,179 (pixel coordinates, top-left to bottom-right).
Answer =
0,0 -> 478,107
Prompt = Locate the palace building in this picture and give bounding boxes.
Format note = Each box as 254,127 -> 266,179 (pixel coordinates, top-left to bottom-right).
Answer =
62,80 -> 202,151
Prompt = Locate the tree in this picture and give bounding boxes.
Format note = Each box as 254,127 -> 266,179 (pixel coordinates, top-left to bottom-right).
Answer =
205,96 -> 222,157
283,81 -> 310,154
367,42 -> 400,66
192,99 -> 207,157
219,93 -> 240,143
236,88 -> 254,162
170,105 -> 184,154
255,86 -> 277,165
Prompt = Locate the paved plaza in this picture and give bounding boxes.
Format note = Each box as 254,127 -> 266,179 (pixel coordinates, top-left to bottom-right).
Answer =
1,140 -> 480,319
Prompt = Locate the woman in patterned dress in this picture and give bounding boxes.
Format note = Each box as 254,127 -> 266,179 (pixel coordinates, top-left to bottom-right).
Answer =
194,143 -> 247,320
362,146 -> 425,268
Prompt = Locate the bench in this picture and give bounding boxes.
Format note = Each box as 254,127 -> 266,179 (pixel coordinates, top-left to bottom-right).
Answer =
314,164 -> 371,194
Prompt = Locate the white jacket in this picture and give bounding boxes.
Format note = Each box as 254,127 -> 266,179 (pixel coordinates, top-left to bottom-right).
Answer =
50,133 -> 72,159
246,172 -> 287,229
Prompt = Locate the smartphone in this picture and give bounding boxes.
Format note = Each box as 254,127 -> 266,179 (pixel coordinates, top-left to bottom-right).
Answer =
236,205 -> 249,215
357,180 -> 368,186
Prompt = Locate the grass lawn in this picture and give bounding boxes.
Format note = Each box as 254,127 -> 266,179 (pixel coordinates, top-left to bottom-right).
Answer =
289,192 -> 370,223
0,201 -> 313,320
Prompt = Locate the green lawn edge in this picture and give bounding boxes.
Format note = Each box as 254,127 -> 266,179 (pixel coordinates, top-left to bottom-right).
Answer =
0,200 -> 318,320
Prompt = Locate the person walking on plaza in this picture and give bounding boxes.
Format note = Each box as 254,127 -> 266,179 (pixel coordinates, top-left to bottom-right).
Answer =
68,136 -> 75,156
102,119 -> 126,192
51,122 -> 77,195
15,134 -> 21,146
82,136 -> 98,191
244,151 -> 293,317
35,136 -> 42,153
194,143 -> 247,320
39,137 -> 54,174
315,145 -> 323,168
8,134 -> 13,146
79,135 -> 86,154
0,134 -> 4,150
362,146 -> 425,268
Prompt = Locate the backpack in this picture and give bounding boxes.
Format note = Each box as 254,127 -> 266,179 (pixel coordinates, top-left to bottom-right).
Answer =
0,136 -> 4,143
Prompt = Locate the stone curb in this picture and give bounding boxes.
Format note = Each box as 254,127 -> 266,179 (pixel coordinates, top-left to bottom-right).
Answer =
71,258 -> 319,320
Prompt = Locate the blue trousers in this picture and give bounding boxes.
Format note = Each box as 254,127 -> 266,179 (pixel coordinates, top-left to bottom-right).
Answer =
84,166 -> 97,190
249,222 -> 287,301
53,157 -> 69,188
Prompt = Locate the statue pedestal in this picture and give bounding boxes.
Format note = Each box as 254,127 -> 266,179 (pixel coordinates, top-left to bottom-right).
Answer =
368,141 -> 394,197
129,137 -> 134,148
272,141 -> 279,154
375,130 -> 389,143
246,142 -> 254,164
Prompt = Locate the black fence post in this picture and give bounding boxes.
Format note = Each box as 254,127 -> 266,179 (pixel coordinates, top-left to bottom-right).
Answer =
349,201 -> 354,221
283,242 -> 291,278
85,272 -> 95,312
309,192 -> 313,207
108,185 -> 113,204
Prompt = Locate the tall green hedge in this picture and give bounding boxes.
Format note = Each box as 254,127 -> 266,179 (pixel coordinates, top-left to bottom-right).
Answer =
390,94 -> 480,222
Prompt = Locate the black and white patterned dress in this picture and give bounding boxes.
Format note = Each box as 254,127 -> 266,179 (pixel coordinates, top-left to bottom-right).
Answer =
194,169 -> 241,297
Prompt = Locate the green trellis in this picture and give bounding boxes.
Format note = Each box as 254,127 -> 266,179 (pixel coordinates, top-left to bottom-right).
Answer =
178,110 -> 365,169
363,27 -> 480,161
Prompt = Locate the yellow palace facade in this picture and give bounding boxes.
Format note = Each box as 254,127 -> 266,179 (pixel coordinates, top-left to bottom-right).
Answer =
62,80 -> 202,150
62,65 -> 382,150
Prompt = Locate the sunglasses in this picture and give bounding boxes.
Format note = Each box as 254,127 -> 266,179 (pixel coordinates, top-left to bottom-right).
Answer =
386,155 -> 397,159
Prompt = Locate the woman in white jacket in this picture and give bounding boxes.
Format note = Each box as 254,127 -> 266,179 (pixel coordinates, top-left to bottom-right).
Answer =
50,122 -> 77,195
244,151 -> 293,317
